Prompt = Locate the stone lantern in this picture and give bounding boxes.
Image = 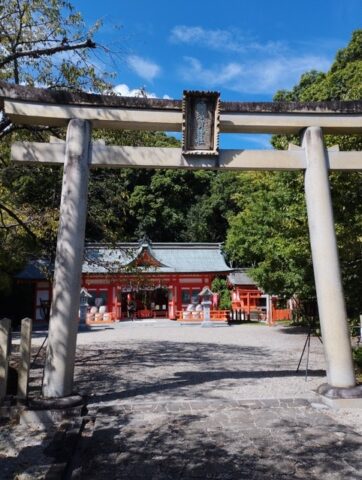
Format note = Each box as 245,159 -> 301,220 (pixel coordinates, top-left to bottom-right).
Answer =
199,286 -> 213,328
79,288 -> 92,324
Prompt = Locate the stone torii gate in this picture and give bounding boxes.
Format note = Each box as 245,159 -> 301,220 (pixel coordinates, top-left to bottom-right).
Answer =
1,82 -> 362,400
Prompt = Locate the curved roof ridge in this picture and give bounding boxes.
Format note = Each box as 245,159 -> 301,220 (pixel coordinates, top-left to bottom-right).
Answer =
85,242 -> 224,249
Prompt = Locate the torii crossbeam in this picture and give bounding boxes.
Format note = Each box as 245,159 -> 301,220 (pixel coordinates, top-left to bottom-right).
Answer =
1,81 -> 362,402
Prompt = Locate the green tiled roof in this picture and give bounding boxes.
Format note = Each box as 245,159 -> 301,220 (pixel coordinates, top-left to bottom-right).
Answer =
83,242 -> 232,274
227,270 -> 256,286
17,241 -> 233,279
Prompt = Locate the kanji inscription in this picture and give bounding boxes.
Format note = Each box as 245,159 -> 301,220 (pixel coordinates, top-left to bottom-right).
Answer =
182,91 -> 220,155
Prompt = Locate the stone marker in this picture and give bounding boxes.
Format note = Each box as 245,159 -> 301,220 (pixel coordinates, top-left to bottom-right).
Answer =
17,317 -> 32,400
0,318 -> 11,402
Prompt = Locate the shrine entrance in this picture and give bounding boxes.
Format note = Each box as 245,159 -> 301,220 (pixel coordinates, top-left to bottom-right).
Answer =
118,286 -> 169,320
1,81 -> 361,399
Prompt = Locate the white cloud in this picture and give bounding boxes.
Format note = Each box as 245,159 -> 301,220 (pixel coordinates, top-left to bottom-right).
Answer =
242,55 -> 331,93
171,25 -> 334,94
180,54 -> 331,94
171,25 -> 242,52
113,83 -> 171,100
170,25 -> 285,55
184,57 -> 243,85
127,55 -> 161,81
113,83 -> 156,97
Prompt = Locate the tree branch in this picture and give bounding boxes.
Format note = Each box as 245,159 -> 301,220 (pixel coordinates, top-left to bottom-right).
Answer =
0,202 -> 37,241
0,39 -> 96,68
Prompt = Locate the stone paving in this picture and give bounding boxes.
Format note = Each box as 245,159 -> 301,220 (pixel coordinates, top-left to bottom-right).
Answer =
71,398 -> 362,479
69,322 -> 362,479
2,321 -> 362,479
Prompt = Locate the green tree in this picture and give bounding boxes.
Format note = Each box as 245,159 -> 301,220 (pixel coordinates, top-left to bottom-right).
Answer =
128,169 -> 213,241
182,172 -> 240,242
226,30 -> 362,317
211,277 -> 231,310
0,0 -> 110,291
0,0 -> 107,89
226,172 -> 313,300
87,130 -> 182,242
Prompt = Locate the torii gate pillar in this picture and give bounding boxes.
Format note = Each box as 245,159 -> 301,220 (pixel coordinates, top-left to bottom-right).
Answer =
303,126 -> 355,388
42,118 -> 91,398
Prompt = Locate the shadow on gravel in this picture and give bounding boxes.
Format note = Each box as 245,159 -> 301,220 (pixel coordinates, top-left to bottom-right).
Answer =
1,420 -> 76,480
67,340 -> 358,480
72,408 -> 362,480
84,368 -> 325,404
279,325 -> 310,335
73,341 -> 325,405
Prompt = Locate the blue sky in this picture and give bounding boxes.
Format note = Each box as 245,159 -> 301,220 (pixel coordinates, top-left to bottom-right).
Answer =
72,0 -> 361,148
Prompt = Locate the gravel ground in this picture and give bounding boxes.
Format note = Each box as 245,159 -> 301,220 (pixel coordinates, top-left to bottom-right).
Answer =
73,321 -> 327,402
72,321 -> 362,433
71,321 -> 362,479
16,321 -> 362,432
3,320 -> 361,479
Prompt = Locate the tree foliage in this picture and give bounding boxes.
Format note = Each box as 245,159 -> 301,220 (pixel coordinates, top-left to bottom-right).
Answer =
226,172 -> 314,300
211,276 -> 231,310
226,30 -> 362,317
181,171 -> 240,242
0,0 -> 109,89
0,0 -> 110,291
87,130 -> 182,242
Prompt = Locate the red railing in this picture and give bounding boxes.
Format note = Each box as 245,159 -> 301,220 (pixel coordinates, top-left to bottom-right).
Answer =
272,308 -> 292,322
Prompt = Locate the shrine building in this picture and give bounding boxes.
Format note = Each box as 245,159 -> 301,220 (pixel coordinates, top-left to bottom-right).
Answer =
228,270 -> 266,320
16,239 -> 236,324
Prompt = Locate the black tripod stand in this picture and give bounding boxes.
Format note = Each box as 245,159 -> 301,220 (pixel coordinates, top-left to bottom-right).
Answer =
296,319 -> 323,381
